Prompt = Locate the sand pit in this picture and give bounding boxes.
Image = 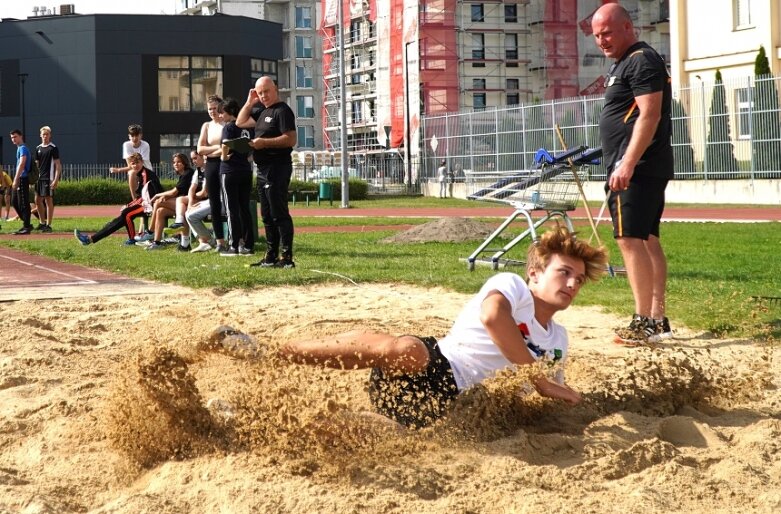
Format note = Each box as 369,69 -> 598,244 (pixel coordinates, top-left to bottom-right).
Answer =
0,283 -> 779,513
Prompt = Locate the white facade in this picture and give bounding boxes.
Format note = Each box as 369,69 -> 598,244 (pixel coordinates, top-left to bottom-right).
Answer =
671,0 -> 781,86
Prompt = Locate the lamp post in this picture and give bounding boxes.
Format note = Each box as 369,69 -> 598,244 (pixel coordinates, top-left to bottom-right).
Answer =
403,42 -> 412,187
18,73 -> 29,137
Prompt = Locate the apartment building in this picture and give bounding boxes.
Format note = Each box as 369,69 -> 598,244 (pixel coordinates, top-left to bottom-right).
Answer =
319,0 -> 670,181
179,0 -> 324,151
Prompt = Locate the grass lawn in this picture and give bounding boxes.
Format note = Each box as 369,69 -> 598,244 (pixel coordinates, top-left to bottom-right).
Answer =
1,215 -> 778,340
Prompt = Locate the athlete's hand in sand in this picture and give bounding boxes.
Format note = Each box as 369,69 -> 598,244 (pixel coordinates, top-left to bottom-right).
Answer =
533,377 -> 582,405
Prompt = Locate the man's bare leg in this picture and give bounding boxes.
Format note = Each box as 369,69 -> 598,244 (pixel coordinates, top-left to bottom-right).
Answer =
279,330 -> 430,374
645,235 -> 667,320
45,196 -> 54,226
616,236 -> 654,317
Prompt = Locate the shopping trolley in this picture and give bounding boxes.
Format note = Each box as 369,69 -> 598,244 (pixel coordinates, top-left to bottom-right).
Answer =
464,146 -> 602,271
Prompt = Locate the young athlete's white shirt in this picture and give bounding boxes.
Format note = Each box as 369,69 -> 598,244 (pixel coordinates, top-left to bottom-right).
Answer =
122,140 -> 152,170
437,272 -> 569,391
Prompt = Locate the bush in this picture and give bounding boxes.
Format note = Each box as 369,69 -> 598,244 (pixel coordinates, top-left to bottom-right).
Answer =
55,179 -> 177,205
54,178 -> 367,205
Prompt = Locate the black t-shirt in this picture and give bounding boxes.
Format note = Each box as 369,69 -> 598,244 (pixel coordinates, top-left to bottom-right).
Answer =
251,102 -> 296,163
35,143 -> 60,181
598,41 -> 674,179
175,169 -> 195,196
220,121 -> 254,174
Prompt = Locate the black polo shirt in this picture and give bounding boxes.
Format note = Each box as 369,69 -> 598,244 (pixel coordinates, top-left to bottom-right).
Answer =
598,41 -> 674,179
251,102 -> 296,165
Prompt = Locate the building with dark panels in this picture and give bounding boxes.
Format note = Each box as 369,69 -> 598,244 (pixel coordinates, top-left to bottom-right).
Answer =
0,13 -> 282,167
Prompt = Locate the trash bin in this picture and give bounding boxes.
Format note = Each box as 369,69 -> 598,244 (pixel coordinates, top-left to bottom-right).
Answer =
319,182 -> 333,204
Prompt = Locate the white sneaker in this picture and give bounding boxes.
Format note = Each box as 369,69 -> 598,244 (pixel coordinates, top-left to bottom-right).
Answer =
207,325 -> 263,359
190,241 -> 213,253
134,231 -> 153,242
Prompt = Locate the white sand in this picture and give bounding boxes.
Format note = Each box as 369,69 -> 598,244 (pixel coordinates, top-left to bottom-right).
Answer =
1,283 -> 779,513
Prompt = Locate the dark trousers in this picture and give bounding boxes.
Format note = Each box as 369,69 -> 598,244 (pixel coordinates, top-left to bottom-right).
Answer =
91,199 -> 145,243
221,171 -> 254,250
204,158 -> 225,240
13,177 -> 32,228
257,160 -> 294,259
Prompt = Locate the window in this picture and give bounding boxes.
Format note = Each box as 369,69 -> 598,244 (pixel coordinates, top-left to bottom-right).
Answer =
505,4 -> 517,23
734,0 -> 753,29
251,58 -> 278,84
296,65 -> 313,88
297,125 -> 315,148
296,95 -> 314,118
736,87 -> 753,139
352,100 -> 363,123
295,36 -> 313,58
472,33 -> 485,67
472,78 -> 486,90
471,4 -> 484,22
159,133 -> 196,170
473,93 -> 486,110
350,20 -> 361,42
506,79 -> 519,90
505,34 -> 518,60
295,6 -> 312,28
507,93 -> 519,105
158,56 -> 223,112
351,53 -> 363,70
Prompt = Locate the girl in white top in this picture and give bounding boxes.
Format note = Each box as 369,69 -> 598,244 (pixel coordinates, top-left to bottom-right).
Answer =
197,95 -> 227,250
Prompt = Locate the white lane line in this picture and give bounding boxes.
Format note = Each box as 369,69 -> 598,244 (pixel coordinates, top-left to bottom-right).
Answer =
0,254 -> 98,284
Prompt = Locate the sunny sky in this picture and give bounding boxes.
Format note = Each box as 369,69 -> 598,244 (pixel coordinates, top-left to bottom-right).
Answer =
1,0 -> 179,20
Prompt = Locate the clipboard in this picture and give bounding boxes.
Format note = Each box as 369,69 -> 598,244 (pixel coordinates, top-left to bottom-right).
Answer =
222,136 -> 253,154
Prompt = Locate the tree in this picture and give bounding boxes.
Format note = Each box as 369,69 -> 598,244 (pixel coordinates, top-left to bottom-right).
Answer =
752,45 -> 781,174
671,97 -> 696,178
705,70 -> 739,178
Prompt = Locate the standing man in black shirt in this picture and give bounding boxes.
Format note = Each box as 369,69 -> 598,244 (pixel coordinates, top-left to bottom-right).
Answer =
593,3 -> 673,346
237,76 -> 297,269
35,126 -> 62,232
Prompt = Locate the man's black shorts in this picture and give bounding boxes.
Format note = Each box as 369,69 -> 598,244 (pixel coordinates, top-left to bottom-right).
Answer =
35,180 -> 52,198
368,336 -> 458,428
606,174 -> 668,239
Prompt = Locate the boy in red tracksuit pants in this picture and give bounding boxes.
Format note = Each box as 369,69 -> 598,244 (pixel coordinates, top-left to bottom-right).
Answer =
73,153 -> 162,246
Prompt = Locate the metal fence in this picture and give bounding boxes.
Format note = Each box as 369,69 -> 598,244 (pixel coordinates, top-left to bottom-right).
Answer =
0,162 -> 181,182
421,74 -> 781,182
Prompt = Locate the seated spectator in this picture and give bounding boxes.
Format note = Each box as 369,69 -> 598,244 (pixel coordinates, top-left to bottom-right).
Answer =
185,152 -> 215,253
143,153 -> 195,251
74,153 -> 162,246
0,169 -> 12,221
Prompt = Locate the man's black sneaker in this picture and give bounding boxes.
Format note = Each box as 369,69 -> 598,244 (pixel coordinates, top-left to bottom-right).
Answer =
40,224 -> 52,233
613,314 -> 656,346
273,258 -> 295,269
35,224 -> 44,231
13,227 -> 32,235
648,317 -> 673,343
250,252 -> 278,267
